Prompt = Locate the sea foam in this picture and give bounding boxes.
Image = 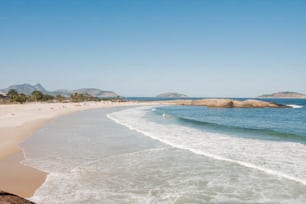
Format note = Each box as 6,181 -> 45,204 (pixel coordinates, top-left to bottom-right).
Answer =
287,104 -> 304,108
108,106 -> 306,186
20,107 -> 306,203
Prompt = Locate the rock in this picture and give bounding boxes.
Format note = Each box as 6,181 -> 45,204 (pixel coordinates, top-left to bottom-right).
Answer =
232,99 -> 284,108
0,191 -> 35,204
171,99 -> 288,108
191,99 -> 234,108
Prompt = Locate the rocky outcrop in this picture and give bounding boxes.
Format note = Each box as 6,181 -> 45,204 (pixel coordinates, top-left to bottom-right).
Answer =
0,191 -> 35,204
191,99 -> 234,108
170,99 -> 288,108
232,99 -> 286,108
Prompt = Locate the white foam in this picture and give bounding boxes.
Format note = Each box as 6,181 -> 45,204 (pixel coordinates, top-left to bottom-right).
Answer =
28,147 -> 194,204
107,107 -> 306,186
287,104 -> 304,109
162,113 -> 173,119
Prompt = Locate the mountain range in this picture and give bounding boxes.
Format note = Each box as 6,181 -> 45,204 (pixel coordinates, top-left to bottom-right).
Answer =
0,83 -> 119,98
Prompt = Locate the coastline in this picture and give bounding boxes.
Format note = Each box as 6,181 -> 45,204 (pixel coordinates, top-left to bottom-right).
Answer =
0,101 -> 161,198
0,98 -> 285,199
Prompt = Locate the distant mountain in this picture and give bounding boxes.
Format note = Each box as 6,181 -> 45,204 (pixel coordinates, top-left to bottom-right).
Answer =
156,92 -> 188,98
0,83 -> 120,98
257,91 -> 306,98
1,83 -> 49,95
72,88 -> 118,98
33,83 -> 48,93
52,89 -> 71,97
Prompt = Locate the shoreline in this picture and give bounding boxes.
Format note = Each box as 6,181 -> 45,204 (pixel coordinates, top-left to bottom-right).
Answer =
0,152 -> 47,198
0,101 -> 161,198
1,97 -> 276,199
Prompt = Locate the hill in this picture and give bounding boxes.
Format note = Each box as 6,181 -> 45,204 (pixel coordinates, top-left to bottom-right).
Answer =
156,92 -> 188,98
1,83 -> 49,95
0,83 -> 119,98
72,88 -> 118,98
257,91 -> 306,98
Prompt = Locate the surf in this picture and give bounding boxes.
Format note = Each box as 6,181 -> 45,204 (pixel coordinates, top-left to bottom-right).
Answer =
108,106 -> 306,186
286,104 -> 304,109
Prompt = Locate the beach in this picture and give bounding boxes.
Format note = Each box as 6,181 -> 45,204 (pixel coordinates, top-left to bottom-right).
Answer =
19,100 -> 306,203
0,101 -> 158,198
1,99 -> 306,203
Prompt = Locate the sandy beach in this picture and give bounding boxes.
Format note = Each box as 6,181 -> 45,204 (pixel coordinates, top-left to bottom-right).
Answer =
0,101 -> 159,198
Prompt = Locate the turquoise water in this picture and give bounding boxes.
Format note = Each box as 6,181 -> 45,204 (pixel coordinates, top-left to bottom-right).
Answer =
153,100 -> 306,142
21,100 -> 306,203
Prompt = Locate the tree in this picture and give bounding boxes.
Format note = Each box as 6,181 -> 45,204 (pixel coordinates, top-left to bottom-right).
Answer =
69,93 -> 98,102
70,93 -> 84,102
16,93 -> 28,104
7,89 -> 19,103
42,94 -> 55,101
31,90 -> 44,102
56,94 -> 65,102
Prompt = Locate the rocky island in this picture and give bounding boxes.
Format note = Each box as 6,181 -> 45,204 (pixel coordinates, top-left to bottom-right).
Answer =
157,92 -> 188,98
257,91 -> 306,98
169,99 -> 288,108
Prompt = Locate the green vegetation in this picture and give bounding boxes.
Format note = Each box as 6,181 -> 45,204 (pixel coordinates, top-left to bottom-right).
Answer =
69,93 -> 99,102
0,89 -> 123,104
6,89 -> 32,103
56,94 -> 65,102
31,90 -> 44,101
16,93 -> 28,104
2,89 -> 56,104
7,89 -> 19,102
43,94 -> 55,101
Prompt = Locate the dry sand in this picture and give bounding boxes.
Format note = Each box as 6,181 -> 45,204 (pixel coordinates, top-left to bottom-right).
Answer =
0,101 -> 160,198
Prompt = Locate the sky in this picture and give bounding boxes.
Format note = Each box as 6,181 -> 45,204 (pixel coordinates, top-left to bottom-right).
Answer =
1,0 -> 306,97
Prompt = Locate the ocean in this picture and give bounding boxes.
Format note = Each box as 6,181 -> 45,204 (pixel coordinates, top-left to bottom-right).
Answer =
21,99 -> 306,203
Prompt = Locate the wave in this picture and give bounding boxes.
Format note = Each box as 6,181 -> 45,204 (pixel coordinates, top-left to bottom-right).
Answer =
153,107 -> 305,141
287,104 -> 304,109
175,116 -> 306,142
107,107 -> 306,186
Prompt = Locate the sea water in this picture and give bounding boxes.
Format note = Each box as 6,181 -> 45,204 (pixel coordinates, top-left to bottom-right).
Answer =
21,99 -> 306,203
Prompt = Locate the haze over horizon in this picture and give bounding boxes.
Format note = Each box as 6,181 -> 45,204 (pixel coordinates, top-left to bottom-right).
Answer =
1,0 -> 306,97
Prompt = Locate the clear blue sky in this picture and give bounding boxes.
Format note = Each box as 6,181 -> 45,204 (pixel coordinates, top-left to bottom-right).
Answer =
1,0 -> 305,97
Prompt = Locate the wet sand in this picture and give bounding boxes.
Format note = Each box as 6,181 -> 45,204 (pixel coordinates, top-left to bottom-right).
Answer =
0,101 -> 161,198
0,153 -> 47,197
